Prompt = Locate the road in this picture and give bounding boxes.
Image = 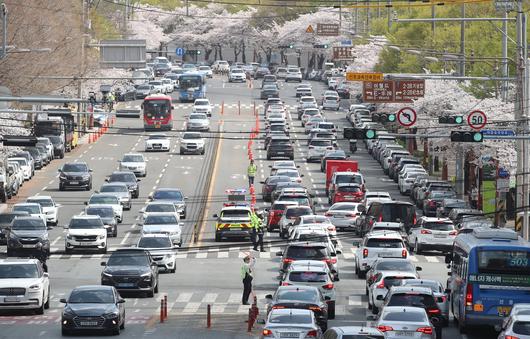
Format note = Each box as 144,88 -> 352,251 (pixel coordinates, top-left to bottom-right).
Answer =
0,75 -> 497,338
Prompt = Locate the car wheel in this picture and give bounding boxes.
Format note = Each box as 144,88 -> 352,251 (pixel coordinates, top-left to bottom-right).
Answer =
154,281 -> 159,294
111,326 -> 120,335
101,246 -> 107,254
118,217 -> 122,224
35,296 -> 45,315
414,241 -> 422,254
44,288 -> 50,309
215,232 -> 221,242
328,301 -> 335,319
59,183 -> 64,191
201,149 -> 205,155
87,182 -> 92,191
113,227 -> 118,238
65,247 -> 72,254
120,316 -> 125,330
320,322 -> 327,332
372,305 -> 379,315
146,289 -> 154,298
171,262 -> 177,273
61,328 -> 70,336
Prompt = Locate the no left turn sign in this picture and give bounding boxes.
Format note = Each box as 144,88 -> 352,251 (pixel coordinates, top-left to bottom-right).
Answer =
467,110 -> 487,130
397,107 -> 417,127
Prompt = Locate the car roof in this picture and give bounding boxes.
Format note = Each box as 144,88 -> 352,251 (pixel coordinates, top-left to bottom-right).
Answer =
27,195 -> 53,200
388,286 -> 434,295
330,326 -> 384,335
365,231 -> 404,239
419,217 -> 452,223
14,202 -> 40,207
0,258 -> 41,265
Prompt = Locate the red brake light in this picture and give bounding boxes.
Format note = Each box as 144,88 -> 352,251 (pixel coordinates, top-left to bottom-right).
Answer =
283,258 -> 294,264
281,282 -> 291,286
438,295 -> 447,302
428,308 -> 441,314
417,327 -> 433,334
465,283 -> 473,307
428,200 -> 436,207
377,325 -> 393,332
449,231 -> 457,236
505,336 -> 521,339
308,306 -> 321,311
322,283 -> 334,290
378,215 -> 383,222
262,329 -> 273,336
363,248 -> 368,258
346,212 -> 357,217
421,229 -> 432,234
324,212 -> 332,217
401,249 -> 407,258
412,213 -> 417,225
376,280 -> 385,289
272,305 -> 285,309
306,330 -> 318,337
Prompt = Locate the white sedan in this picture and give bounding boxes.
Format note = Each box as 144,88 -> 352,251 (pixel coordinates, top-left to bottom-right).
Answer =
325,202 -> 362,231
26,195 -> 61,226
193,98 -> 213,117
145,134 -> 171,152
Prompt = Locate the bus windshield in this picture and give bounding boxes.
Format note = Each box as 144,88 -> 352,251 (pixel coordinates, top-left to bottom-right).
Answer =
179,76 -> 202,90
144,99 -> 170,118
478,250 -> 530,275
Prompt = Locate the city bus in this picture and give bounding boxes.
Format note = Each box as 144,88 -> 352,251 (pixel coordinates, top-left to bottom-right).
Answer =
44,108 -> 77,150
34,108 -> 76,152
142,94 -> 173,131
177,72 -> 206,102
446,227 -> 530,332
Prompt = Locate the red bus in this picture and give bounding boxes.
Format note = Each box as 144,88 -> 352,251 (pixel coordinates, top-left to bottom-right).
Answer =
142,94 -> 173,131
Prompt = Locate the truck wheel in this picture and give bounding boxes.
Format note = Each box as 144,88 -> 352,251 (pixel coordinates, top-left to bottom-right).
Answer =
328,301 -> 336,319
215,232 -> 221,242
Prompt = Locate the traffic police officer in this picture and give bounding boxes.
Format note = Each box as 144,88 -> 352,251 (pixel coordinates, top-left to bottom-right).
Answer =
247,160 -> 257,187
251,209 -> 265,252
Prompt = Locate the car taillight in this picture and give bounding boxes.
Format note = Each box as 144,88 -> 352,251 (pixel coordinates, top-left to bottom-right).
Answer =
262,329 -> 273,336
428,308 -> 441,315
283,258 -> 294,264
363,248 -> 368,258
412,213 -> 417,225
346,213 -> 357,218
378,215 -> 383,222
327,225 -> 336,232
421,229 -> 432,234
306,330 -> 318,337
437,295 -> 447,302
326,147 -> 333,150
401,249 -> 407,258
377,325 -> 393,332
324,212 -> 332,217
465,283 -> 473,308
281,282 -> 291,286
416,327 -> 433,334
505,336 -> 521,339
308,306 -> 321,311
428,200 -> 436,207
322,283 -> 334,290
376,281 -> 385,289
272,305 -> 285,309
449,231 -> 457,236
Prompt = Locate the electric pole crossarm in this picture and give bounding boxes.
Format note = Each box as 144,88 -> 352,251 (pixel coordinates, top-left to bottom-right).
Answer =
393,17 -> 515,22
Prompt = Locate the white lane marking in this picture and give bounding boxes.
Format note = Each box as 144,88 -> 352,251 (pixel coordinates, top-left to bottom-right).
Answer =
51,236 -> 61,246
195,252 -> 207,259
228,293 -> 240,303
218,252 -> 229,258
175,293 -> 193,303
130,224 -> 136,229
158,173 -> 163,178
182,302 -> 201,314
348,295 -> 363,306
424,256 -> 439,263
409,255 -> 418,262
212,304 -> 226,313
41,186 -> 47,191
120,232 -> 130,245
48,180 -> 54,185
201,293 -> 218,303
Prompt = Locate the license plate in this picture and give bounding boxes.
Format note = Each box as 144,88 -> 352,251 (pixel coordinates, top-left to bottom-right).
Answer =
277,152 -> 284,154
22,244 -> 36,248
434,234 -> 447,238
230,228 -> 241,231
378,252 -> 394,257
78,242 -> 93,246
4,297 -> 20,302
69,181 -> 79,185
155,125 -> 161,128
498,306 -> 511,316
333,215 -> 344,218
345,196 -> 355,199
280,333 -> 299,338
117,283 -> 135,288
396,331 -> 415,336
80,321 -> 98,326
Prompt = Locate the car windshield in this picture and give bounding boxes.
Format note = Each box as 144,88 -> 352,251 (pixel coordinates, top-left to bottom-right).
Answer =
382,310 -> 427,322
0,264 -> 38,278
286,246 -> 328,259
388,293 -> 437,309
138,237 -> 172,248
330,204 -> 358,211
89,196 -> 118,204
86,208 -> 114,218
48,136 -> 62,144
27,199 -> 53,207
423,222 -> 454,231
101,185 -> 128,193
195,100 -> 209,106
70,218 -> 103,229
11,219 -> 45,230
366,238 -> 404,248
144,215 -> 178,225
336,174 -> 362,185
138,85 -> 150,90
62,164 -> 88,172
375,261 -> 415,272
190,114 -> 207,120
338,186 -> 361,193
68,289 -> 114,304
122,155 -> 143,162
109,173 -> 136,182
0,214 -> 18,224
222,210 -> 249,218
13,205 -> 40,214
183,133 -> 201,139
107,252 -> 149,266
148,135 -> 167,140
289,271 -> 328,283
153,190 -> 183,200
285,208 -> 312,218
276,289 -> 318,303
145,204 -> 176,213
380,204 -> 415,223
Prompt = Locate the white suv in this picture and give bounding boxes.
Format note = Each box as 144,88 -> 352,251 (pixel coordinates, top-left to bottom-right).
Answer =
0,258 -> 50,314
228,68 -> 246,82
119,153 -> 147,177
64,215 -> 107,254
26,195 -> 61,226
354,231 -> 409,278
193,98 -> 213,117
285,67 -> 302,82
407,217 -> 457,254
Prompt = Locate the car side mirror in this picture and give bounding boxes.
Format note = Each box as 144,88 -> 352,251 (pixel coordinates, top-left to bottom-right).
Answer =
265,294 -> 273,299
137,178 -> 141,182
275,251 -> 283,256
357,205 -> 366,213
184,196 -> 188,200
47,226 -> 53,230
376,295 -> 384,301
256,319 -> 266,325
60,298 -> 67,303
444,253 -> 452,264
100,262 -> 107,266
213,214 -> 218,218
117,298 -> 126,304
300,174 -> 304,177
447,272 -> 452,276
56,204 -> 62,208
416,266 -> 422,271
89,169 -> 93,172
84,202 -> 88,205
260,181 -> 265,184
172,105 -> 175,109
324,296 -> 331,301
105,178 -> 109,182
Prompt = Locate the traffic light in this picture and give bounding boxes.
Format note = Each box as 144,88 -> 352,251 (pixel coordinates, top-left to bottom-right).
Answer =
439,115 -> 464,124
314,44 -> 329,49
344,127 -> 376,140
371,113 -> 396,123
450,131 -> 483,142
186,50 -> 200,55
2,136 -> 38,147
289,44 -> 294,49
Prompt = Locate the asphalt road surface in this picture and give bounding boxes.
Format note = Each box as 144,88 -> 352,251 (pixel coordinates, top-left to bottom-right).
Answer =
0,75 -> 497,338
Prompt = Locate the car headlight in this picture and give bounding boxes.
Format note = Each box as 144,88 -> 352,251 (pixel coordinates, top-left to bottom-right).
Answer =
141,272 -> 152,280
9,233 -> 18,240
29,284 -> 42,290
98,235 -> 106,240
59,173 -> 67,179
164,254 -> 173,259
102,271 -> 113,278
103,312 -> 119,319
82,174 -> 90,179
66,234 -> 73,240
63,309 -> 76,318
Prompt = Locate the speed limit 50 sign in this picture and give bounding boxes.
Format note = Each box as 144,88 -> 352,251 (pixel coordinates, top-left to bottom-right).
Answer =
467,110 -> 487,130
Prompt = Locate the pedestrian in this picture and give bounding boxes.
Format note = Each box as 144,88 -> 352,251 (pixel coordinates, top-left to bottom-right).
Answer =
251,210 -> 265,252
240,255 -> 255,305
471,186 -> 479,209
247,159 -> 257,187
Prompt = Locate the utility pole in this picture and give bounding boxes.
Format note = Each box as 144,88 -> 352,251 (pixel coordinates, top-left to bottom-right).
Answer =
186,0 -> 189,16
123,0 -> 129,34
387,0 -> 392,31
501,10 -> 509,101
460,3 -> 466,76
1,3 -> 7,60
431,5 -> 436,38
514,0 -> 529,239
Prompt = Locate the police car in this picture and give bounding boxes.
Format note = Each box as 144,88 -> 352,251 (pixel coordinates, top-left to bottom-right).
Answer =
213,189 -> 253,242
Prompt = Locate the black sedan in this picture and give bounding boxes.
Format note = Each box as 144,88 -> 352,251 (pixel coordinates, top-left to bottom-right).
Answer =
260,175 -> 292,202
266,285 -> 330,331
60,285 -> 125,336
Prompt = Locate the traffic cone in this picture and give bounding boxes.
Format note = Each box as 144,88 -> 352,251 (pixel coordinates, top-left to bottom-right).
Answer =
88,133 -> 92,144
